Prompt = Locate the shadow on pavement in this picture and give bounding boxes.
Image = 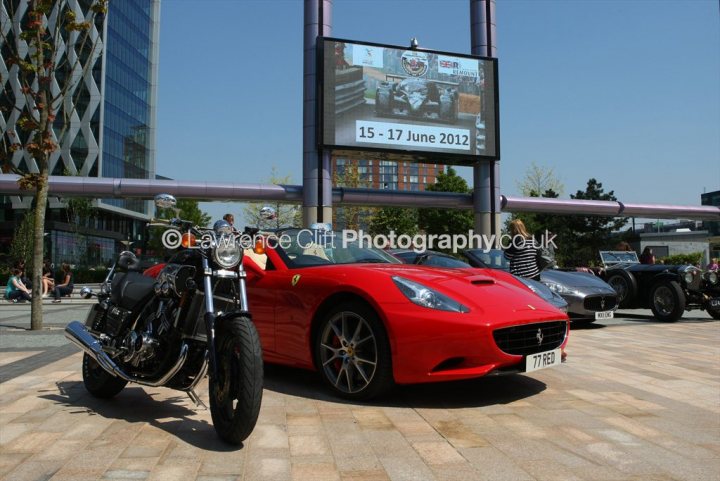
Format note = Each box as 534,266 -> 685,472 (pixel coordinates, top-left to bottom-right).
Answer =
263,363 -> 547,409
41,381 -> 244,451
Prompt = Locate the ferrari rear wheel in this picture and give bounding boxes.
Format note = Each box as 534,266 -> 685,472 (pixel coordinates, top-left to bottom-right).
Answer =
315,302 -> 393,401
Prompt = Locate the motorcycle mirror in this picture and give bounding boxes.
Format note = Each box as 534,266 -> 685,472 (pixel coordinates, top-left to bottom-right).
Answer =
154,194 -> 177,209
80,286 -> 94,299
260,206 -> 276,220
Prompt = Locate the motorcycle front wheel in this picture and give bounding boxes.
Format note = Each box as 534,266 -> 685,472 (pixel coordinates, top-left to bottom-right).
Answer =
209,316 -> 263,445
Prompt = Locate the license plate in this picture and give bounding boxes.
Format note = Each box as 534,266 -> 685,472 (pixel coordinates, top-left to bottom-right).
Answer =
595,310 -> 614,320
709,298 -> 720,308
525,348 -> 562,373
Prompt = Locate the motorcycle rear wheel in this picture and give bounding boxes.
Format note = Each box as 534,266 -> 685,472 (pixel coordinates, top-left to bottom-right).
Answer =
209,316 -> 263,445
82,353 -> 128,398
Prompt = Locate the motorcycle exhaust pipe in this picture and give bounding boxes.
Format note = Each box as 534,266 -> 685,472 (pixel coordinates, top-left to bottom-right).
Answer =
64,321 -> 189,387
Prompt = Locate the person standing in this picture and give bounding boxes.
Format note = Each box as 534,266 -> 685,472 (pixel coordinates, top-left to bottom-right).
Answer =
707,257 -> 719,271
6,268 -> 32,302
504,219 -> 541,281
52,263 -> 74,303
639,247 -> 656,265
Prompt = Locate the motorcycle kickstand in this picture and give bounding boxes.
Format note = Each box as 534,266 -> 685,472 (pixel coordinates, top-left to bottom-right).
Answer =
186,389 -> 207,410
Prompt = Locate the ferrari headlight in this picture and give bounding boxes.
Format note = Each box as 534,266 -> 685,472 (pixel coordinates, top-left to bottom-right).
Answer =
392,277 -> 469,313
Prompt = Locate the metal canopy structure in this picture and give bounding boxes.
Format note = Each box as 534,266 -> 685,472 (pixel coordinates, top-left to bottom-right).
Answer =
1,174 -> 717,220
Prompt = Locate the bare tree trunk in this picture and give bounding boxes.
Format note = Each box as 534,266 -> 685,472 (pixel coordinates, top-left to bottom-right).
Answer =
30,168 -> 48,330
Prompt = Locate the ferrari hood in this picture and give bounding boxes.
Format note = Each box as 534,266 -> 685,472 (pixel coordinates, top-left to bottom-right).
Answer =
345,264 -> 565,318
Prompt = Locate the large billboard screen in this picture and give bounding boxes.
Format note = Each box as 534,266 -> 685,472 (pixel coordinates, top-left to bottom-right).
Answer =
320,38 -> 499,163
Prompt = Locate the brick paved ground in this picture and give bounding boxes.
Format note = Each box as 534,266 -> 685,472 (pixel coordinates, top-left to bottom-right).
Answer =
0,308 -> 718,481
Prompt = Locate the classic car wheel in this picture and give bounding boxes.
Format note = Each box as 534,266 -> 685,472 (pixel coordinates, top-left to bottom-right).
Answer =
606,271 -> 637,308
649,280 -> 686,322
315,302 -> 393,401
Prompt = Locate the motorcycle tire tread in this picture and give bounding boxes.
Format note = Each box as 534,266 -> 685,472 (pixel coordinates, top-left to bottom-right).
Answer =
209,316 -> 263,445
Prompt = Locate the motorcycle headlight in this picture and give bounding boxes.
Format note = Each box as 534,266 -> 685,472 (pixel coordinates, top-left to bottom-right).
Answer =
214,240 -> 242,269
392,277 -> 469,313
212,219 -> 241,268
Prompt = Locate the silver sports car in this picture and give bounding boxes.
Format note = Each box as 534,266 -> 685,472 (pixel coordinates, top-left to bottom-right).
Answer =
464,249 -> 618,321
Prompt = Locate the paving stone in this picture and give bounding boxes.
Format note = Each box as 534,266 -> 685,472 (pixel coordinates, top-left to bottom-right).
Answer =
0,308 -> 718,481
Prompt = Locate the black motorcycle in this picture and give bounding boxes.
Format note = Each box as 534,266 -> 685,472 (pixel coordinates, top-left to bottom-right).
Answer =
65,194 -> 265,444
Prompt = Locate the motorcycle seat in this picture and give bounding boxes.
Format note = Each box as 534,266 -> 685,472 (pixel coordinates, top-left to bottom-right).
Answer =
111,272 -> 156,310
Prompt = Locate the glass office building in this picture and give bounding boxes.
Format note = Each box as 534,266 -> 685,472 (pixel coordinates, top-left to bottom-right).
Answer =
0,0 -> 160,264
101,0 -> 160,215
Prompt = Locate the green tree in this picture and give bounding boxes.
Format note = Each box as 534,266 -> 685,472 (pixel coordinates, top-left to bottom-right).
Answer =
369,207 -> 418,236
1,0 -> 108,329
333,160 -> 376,230
516,161 -> 564,197
418,167 -> 473,245
147,199 -> 211,255
9,214 -> 35,269
564,179 -> 628,266
243,167 -> 299,229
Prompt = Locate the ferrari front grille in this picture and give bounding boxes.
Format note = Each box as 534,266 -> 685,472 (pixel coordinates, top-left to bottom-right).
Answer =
493,321 -> 567,356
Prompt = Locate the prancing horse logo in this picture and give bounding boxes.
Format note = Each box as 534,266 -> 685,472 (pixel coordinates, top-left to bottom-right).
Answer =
536,328 -> 544,345
291,274 -> 301,286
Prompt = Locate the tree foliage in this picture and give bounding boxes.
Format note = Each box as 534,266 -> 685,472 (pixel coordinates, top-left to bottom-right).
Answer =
333,160 -> 376,230
1,0 -> 108,329
510,174 -> 628,267
516,161 -> 564,197
9,214 -> 35,270
147,199 -> 211,255
564,178 -> 628,266
369,207 -> 418,236
418,167 -> 472,242
243,167 -> 299,229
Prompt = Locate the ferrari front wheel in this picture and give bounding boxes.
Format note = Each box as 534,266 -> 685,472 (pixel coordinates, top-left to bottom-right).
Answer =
315,302 -> 393,401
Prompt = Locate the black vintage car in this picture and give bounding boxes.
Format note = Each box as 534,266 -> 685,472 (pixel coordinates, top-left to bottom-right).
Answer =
599,251 -> 720,322
375,77 -> 459,123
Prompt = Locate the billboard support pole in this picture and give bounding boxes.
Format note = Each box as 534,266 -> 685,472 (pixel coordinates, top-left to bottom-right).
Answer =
470,0 -> 500,239
303,0 -> 333,226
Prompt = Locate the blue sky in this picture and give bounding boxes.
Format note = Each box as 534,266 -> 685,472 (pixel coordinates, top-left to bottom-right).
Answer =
156,0 -> 720,225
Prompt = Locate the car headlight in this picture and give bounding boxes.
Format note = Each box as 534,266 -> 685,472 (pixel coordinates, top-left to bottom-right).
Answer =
392,276 -> 469,313
543,281 -> 576,295
703,270 -> 718,285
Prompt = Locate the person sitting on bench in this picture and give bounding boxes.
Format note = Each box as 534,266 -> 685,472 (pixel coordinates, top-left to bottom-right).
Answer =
51,263 -> 74,303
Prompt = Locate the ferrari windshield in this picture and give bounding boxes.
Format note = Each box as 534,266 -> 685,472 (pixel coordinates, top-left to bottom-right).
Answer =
272,229 -> 401,268
465,249 -> 510,271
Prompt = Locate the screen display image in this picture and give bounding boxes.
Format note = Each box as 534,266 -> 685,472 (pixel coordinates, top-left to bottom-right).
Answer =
321,38 -> 498,162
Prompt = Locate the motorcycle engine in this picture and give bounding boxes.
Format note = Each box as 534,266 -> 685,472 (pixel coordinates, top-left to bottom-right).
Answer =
122,331 -> 159,367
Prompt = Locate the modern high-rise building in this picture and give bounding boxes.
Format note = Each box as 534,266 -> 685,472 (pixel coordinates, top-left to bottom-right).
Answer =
0,0 -> 160,265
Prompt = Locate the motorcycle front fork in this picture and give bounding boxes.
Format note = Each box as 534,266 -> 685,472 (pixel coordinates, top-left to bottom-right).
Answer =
201,257 -> 250,382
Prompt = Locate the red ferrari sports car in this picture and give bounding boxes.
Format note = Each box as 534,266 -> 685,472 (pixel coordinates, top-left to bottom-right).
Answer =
238,229 -> 569,401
